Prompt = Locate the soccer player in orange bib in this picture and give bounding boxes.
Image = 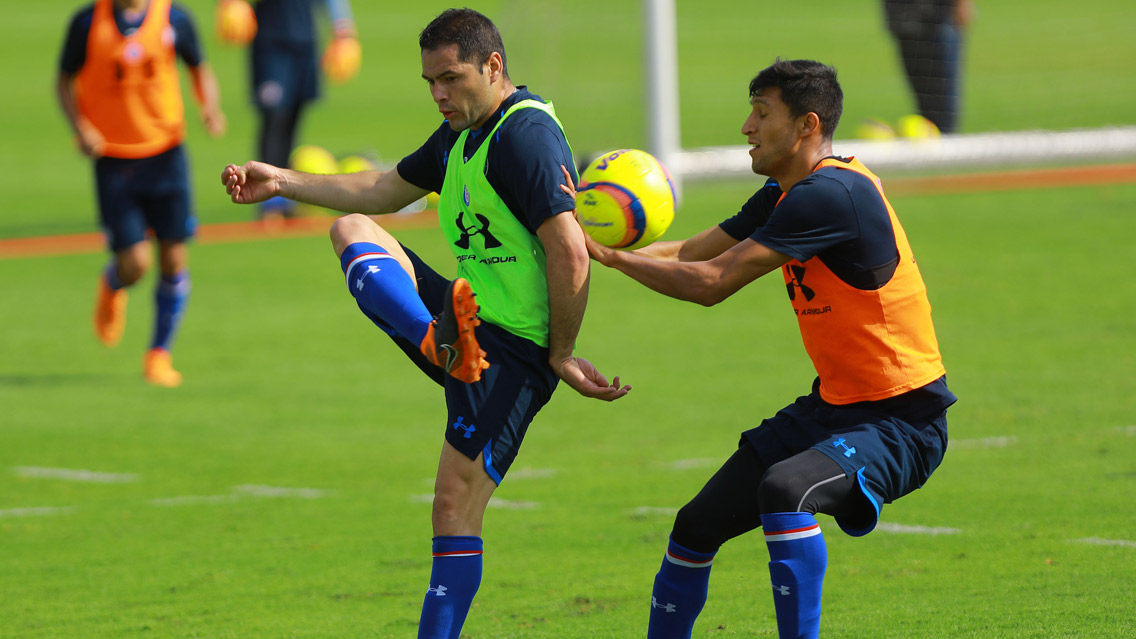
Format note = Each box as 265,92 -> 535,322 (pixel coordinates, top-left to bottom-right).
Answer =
57,0 -> 225,386
578,59 -> 956,639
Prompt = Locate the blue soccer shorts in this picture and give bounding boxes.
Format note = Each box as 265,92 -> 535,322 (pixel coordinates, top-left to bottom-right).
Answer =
94,145 -> 195,252
741,378 -> 950,537
342,242 -> 559,485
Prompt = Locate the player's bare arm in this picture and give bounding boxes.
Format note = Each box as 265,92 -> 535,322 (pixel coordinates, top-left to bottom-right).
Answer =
538,210 -> 631,401
55,73 -> 104,158
595,236 -> 791,307
222,163 -> 427,214
189,63 -> 226,138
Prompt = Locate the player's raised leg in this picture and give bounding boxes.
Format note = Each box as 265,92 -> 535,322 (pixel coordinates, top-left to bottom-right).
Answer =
331,214 -> 488,383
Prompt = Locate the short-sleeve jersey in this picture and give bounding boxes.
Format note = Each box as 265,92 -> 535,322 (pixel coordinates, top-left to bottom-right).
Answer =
722,157 -> 952,407
397,87 -> 578,236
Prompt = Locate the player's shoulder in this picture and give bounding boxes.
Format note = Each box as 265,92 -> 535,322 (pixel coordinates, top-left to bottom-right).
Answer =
169,2 -> 199,27
67,4 -> 96,30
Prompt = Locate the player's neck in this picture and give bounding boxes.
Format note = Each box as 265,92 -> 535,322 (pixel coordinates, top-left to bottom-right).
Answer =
115,0 -> 149,12
776,143 -> 832,192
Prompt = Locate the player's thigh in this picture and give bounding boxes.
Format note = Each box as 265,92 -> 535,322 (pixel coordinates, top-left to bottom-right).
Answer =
441,322 -> 558,485
95,157 -> 148,252
431,441 -> 499,536
139,146 -> 196,247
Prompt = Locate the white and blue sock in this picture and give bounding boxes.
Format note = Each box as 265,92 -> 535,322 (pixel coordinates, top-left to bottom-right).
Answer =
761,512 -> 827,639
150,271 -> 189,351
647,536 -> 716,639
418,535 -> 483,639
340,242 -> 433,344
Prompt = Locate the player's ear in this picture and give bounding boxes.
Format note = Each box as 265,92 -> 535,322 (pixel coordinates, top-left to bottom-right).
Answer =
799,112 -> 822,138
485,51 -> 503,82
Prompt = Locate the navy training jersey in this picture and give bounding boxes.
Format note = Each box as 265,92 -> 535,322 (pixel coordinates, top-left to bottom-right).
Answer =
397,87 -> 578,234
719,158 -> 902,291
59,2 -> 202,74
254,0 -> 354,43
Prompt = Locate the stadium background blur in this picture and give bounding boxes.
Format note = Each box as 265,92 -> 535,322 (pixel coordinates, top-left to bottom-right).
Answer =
2,2 -> 1134,638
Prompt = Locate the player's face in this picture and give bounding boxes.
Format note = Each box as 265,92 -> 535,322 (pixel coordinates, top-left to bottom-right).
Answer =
742,88 -> 802,178
421,44 -> 499,132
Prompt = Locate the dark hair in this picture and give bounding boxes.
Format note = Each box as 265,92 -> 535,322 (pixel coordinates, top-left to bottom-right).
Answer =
419,8 -> 509,79
749,59 -> 843,140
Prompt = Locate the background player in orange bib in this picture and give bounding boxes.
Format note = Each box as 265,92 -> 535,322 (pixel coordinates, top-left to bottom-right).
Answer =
57,0 -> 226,387
575,59 -> 956,639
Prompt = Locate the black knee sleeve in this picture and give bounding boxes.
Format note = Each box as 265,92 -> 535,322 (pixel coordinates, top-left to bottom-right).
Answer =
757,449 -> 853,515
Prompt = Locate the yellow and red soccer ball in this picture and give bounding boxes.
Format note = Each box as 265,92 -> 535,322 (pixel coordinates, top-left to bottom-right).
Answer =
576,149 -> 675,250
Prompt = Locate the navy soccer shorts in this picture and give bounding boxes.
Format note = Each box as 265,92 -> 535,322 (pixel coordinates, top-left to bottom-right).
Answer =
252,39 -> 319,109
341,242 -> 559,485
94,145 -> 195,252
741,378 -> 950,536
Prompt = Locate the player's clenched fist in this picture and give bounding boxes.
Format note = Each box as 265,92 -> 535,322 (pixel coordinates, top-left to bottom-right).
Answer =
222,161 -> 281,204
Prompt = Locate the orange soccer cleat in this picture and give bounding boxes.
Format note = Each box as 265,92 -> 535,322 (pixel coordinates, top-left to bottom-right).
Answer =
419,278 -> 489,384
144,348 -> 183,388
93,275 -> 128,347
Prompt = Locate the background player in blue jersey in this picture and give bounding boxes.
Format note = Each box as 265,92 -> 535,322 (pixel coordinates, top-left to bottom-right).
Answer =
57,0 -> 226,387
222,8 -> 629,637
572,59 -> 956,638
218,0 -> 359,221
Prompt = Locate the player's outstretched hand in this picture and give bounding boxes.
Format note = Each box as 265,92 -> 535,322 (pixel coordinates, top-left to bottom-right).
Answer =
554,356 -> 631,402
222,161 -> 282,205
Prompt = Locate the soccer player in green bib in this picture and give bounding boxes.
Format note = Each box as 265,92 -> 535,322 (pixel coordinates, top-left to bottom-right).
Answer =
222,8 -> 629,637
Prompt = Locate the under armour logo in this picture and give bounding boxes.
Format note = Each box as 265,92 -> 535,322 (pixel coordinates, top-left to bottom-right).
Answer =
452,417 -> 476,439
651,597 -> 677,613
355,264 -> 381,291
773,584 -> 791,596
454,210 -> 502,250
833,438 -> 857,458
785,264 -> 816,302
427,585 -> 447,597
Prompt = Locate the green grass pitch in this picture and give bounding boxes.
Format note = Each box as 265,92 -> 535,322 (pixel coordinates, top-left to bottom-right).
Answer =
2,0 -> 1135,637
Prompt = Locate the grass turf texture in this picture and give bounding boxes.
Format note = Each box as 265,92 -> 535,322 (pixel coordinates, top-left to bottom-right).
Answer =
2,0 -> 1135,239
3,180 -> 1135,638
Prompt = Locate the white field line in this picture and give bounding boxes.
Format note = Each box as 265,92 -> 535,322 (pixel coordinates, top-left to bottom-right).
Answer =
13,466 -> 139,483
630,506 -> 679,518
951,436 -> 1018,449
874,522 -> 961,535
151,494 -> 242,506
1071,537 -> 1136,548
409,494 -> 539,510
665,458 -> 719,471
1116,426 -> 1136,436
0,506 -> 77,518
232,484 -> 330,499
505,467 -> 558,480
152,485 -> 331,506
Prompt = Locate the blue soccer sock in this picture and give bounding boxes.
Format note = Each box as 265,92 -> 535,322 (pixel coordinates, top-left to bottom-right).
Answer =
103,261 -> 126,291
150,271 -> 190,352
418,535 -> 483,639
647,536 -> 717,639
761,512 -> 827,639
340,242 -> 434,344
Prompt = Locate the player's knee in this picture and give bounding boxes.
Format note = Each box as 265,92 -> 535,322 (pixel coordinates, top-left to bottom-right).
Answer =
329,213 -> 373,254
116,247 -> 150,285
671,501 -> 726,553
758,459 -> 811,514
